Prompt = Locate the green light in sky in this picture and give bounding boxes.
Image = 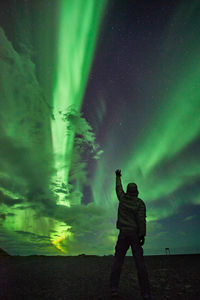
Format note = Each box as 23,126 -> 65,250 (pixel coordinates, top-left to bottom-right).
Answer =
128,60 -> 200,177
51,0 -> 106,206
123,55 -> 200,204
93,5 -> 200,226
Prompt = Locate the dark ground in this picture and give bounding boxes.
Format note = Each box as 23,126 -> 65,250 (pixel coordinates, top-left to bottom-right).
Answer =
0,254 -> 199,300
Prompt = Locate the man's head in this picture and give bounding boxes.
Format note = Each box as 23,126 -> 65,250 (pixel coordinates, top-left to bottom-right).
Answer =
126,182 -> 139,196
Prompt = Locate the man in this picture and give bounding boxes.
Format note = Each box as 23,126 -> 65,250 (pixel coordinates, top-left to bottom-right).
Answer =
110,169 -> 151,300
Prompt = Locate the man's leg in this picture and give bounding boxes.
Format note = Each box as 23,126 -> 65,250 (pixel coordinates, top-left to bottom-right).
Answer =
130,234 -> 151,298
110,231 -> 130,291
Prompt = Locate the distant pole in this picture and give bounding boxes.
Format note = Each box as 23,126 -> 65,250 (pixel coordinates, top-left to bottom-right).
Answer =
165,247 -> 170,255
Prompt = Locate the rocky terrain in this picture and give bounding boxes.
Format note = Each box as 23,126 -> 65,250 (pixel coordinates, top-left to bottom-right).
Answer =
0,253 -> 199,299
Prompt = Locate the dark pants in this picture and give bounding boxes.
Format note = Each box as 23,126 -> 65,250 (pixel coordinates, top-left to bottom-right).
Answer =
110,230 -> 150,296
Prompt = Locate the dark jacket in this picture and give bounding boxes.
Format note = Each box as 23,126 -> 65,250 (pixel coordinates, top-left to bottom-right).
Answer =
116,176 -> 146,237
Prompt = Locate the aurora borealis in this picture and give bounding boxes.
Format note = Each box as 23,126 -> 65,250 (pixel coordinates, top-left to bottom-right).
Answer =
0,0 -> 200,256
51,0 -> 106,207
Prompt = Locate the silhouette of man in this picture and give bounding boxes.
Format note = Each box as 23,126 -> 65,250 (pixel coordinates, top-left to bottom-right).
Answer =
110,169 -> 151,300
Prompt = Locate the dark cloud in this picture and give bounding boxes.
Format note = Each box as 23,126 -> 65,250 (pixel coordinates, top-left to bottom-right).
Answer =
62,107 -> 103,185
0,190 -> 24,207
15,230 -> 49,241
0,213 -> 6,220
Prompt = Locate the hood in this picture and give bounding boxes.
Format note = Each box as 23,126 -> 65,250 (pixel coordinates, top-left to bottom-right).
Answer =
126,183 -> 138,196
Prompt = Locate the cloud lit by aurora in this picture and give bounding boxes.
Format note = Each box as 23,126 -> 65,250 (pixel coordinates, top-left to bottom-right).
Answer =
0,0 -> 200,256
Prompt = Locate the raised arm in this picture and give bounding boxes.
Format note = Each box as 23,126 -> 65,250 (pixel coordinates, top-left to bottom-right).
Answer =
115,169 -> 125,201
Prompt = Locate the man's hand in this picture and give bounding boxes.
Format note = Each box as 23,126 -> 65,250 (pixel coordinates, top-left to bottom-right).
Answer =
115,169 -> 122,176
139,236 -> 145,246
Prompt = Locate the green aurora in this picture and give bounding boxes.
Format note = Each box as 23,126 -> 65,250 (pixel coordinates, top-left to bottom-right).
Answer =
51,0 -> 106,207
0,0 -> 200,255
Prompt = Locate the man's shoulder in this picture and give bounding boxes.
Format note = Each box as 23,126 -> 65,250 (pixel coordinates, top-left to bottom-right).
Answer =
137,198 -> 146,206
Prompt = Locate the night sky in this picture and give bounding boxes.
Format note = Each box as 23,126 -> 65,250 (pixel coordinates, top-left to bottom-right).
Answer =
0,0 -> 200,256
